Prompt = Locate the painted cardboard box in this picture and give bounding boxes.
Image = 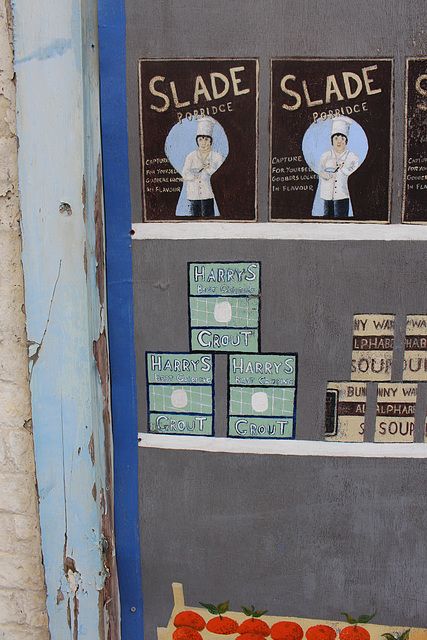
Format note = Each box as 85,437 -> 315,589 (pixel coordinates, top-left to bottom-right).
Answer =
158,583 -> 427,640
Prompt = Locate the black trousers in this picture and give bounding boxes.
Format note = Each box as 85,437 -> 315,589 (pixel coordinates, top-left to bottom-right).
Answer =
189,198 -> 215,218
323,198 -> 349,218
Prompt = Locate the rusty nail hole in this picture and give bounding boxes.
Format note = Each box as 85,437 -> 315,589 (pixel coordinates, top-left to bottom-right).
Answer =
129,229 -> 135,235
131,607 -> 136,613
59,202 -> 72,215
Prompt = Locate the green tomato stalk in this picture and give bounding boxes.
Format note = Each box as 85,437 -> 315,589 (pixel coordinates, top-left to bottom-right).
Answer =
199,601 -> 229,621
241,605 -> 268,620
341,611 -> 377,630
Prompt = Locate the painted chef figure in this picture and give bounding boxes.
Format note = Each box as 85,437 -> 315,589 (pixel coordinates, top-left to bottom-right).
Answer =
318,117 -> 359,218
181,117 -> 224,217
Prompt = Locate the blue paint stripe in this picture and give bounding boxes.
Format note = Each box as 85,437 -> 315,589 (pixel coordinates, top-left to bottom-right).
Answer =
97,1 -> 143,637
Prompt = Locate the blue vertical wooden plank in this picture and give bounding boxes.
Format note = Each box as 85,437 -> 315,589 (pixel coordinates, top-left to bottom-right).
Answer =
97,0 -> 144,637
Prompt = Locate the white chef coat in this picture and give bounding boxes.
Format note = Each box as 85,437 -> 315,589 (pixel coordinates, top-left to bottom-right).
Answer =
182,149 -> 224,200
318,149 -> 359,201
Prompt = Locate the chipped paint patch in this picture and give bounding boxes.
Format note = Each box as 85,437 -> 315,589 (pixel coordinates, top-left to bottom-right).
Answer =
88,433 -> 95,466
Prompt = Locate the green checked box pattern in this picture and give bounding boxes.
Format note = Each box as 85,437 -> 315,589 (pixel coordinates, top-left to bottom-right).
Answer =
189,296 -> 259,328
229,386 -> 295,416
149,385 -> 213,415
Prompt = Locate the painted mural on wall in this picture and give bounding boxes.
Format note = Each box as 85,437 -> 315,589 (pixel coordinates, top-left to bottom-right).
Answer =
403,58 -> 427,223
351,314 -> 394,382
325,382 -> 366,443
146,353 -> 214,435
404,315 -> 427,380
325,314 -> 427,442
189,262 -> 261,353
269,59 -> 393,221
144,261 -> 301,438
228,354 -> 297,438
138,59 -> 258,221
375,383 -> 417,443
158,583 -> 427,640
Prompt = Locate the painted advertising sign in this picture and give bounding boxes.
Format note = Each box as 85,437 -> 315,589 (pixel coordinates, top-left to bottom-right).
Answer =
146,352 -> 214,435
324,382 -> 366,442
138,58 -> 258,221
351,314 -> 394,381
403,58 -> 427,222
189,262 -> 261,353
228,354 -> 297,438
403,314 -> 427,381
375,383 -> 417,442
270,59 -> 393,221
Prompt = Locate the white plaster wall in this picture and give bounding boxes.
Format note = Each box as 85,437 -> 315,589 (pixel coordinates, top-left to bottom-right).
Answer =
0,1 -> 50,637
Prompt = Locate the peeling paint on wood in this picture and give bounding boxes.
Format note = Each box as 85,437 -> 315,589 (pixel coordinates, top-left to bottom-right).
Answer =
88,433 -> 95,466
93,325 -> 120,638
95,156 -> 105,308
13,0 -> 120,636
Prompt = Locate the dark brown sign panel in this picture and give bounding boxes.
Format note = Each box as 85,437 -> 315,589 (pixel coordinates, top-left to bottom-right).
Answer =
403,58 -> 427,223
138,59 -> 258,221
270,59 -> 393,222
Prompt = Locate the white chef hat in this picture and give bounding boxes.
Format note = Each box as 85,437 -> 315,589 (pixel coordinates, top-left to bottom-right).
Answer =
331,116 -> 353,139
196,116 -> 216,137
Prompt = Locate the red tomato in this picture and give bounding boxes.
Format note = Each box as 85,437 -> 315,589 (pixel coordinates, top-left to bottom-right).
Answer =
206,616 -> 239,635
271,621 -> 304,640
339,627 -> 370,640
306,625 -> 337,640
238,619 -> 271,637
172,626 -> 203,640
174,611 -> 206,631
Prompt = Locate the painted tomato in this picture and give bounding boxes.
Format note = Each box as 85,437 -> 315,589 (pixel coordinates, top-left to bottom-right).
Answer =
238,619 -> 271,637
237,634 -> 270,640
174,611 -> 206,631
306,625 -> 337,640
339,627 -> 370,640
206,616 -> 239,635
271,621 -> 304,640
172,626 -> 204,640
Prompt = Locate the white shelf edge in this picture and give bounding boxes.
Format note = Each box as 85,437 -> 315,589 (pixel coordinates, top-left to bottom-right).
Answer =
137,433 -> 427,458
131,222 -> 427,241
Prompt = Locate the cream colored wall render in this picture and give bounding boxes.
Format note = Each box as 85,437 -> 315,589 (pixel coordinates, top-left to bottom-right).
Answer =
0,0 -> 50,638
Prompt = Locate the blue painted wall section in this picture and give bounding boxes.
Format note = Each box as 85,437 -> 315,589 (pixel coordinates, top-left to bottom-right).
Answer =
14,0 -> 120,637
98,0 -> 144,637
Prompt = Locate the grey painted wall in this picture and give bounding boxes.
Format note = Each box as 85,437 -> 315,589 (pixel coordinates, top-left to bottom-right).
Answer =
125,1 -> 427,637
139,449 -> 427,636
